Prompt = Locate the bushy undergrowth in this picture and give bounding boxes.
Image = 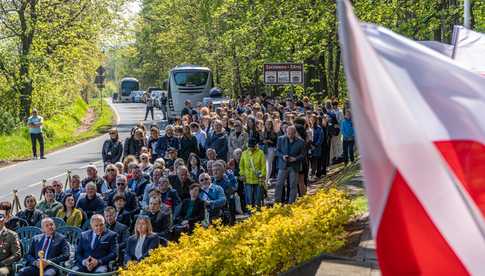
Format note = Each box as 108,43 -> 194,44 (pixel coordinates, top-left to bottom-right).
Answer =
121,189 -> 356,276
0,98 -> 112,160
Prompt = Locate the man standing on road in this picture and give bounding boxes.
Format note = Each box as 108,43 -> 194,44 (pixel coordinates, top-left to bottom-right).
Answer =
27,109 -> 46,160
275,125 -> 305,204
144,94 -> 154,121
160,92 -> 168,120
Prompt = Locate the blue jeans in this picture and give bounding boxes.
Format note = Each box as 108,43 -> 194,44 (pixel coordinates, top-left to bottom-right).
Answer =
244,184 -> 262,207
275,167 -> 299,203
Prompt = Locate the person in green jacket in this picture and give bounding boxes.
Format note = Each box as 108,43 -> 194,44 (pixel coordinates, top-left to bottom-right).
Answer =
36,186 -> 62,217
239,138 -> 266,208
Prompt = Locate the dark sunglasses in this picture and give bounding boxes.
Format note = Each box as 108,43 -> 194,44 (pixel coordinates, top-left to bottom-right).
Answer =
116,182 -> 126,186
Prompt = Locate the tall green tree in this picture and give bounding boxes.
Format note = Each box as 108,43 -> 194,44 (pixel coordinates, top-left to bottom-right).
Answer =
0,0 -> 125,120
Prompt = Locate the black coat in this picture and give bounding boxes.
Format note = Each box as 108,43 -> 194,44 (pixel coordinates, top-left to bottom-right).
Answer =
175,198 -> 205,229
140,209 -> 171,235
179,136 -> 199,161
107,191 -> 139,215
102,139 -> 123,164
107,221 -> 129,250
16,209 -> 44,226
169,175 -> 194,201
123,137 -> 145,158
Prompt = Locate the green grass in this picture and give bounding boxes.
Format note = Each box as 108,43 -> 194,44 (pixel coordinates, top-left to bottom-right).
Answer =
352,195 -> 368,214
329,161 -> 369,215
0,97 -> 113,161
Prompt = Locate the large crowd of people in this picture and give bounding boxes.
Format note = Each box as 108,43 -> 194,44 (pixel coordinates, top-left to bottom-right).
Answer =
0,95 -> 355,276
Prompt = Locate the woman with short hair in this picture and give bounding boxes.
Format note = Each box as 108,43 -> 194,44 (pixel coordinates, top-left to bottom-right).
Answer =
36,186 -> 62,217
124,216 -> 160,265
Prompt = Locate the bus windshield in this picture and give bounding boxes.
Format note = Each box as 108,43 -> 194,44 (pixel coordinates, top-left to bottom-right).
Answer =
174,71 -> 209,87
121,80 -> 139,96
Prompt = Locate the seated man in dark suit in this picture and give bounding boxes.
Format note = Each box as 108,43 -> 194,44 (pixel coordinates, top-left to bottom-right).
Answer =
0,212 -> 21,276
104,206 -> 129,265
18,218 -> 70,276
73,214 -> 118,273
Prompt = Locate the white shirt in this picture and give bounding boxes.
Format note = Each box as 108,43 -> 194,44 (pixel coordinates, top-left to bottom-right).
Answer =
135,235 -> 146,260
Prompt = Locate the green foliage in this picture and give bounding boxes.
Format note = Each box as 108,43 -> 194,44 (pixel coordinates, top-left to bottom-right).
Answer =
0,0 -> 127,119
121,189 -> 356,276
115,0 -> 482,101
0,110 -> 20,135
0,98 -> 113,161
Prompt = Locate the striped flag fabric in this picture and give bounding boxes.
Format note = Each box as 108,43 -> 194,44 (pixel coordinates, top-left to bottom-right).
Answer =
337,0 -> 485,275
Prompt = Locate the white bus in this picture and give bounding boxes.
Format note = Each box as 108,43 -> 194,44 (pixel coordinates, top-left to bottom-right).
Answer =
165,65 -> 214,119
119,77 -> 140,103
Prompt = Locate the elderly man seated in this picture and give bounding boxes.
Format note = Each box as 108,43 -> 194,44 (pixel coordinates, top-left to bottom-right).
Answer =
18,218 -> 70,276
72,214 -> 118,274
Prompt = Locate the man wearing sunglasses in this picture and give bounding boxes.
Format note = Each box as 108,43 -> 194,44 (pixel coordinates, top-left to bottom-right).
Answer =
0,212 -> 20,276
198,173 -> 226,222
106,175 -> 139,216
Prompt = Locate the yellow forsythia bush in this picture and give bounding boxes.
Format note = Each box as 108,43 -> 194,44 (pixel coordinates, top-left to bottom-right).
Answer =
121,188 -> 355,276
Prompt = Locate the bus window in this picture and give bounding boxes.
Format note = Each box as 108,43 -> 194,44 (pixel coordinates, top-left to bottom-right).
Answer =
174,71 -> 209,87
121,81 -> 139,96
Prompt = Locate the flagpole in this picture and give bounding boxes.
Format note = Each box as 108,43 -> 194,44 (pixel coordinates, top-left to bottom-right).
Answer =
464,0 -> 471,29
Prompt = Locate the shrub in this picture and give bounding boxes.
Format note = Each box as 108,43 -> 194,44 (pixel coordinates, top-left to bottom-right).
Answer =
121,188 -> 355,276
0,110 -> 20,134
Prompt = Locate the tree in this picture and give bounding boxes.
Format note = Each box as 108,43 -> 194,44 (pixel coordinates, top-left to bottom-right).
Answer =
0,0 -> 125,120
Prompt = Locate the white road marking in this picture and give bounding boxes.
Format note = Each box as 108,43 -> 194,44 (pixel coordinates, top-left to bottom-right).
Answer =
28,172 -> 68,187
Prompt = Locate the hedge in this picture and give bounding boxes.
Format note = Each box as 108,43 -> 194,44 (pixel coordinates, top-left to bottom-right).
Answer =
121,188 -> 356,275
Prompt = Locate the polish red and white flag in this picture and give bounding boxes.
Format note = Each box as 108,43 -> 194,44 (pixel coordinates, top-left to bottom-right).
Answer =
338,0 -> 485,275
452,25 -> 485,76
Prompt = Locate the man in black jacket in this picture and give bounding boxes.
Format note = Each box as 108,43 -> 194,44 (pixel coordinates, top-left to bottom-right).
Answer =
169,166 -> 193,201
81,165 -> 105,194
104,207 -> 129,265
76,183 -> 106,219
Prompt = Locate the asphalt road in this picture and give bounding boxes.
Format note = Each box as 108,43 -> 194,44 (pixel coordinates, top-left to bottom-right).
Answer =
0,100 -> 164,202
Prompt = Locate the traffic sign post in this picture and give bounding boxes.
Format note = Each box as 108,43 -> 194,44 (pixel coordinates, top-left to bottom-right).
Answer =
95,66 -> 106,114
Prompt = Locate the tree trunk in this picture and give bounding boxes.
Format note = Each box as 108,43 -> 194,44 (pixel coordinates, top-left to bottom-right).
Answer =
232,45 -> 242,98
252,68 -> 259,96
18,1 -> 35,120
327,39 -> 334,97
319,52 -> 328,98
333,46 -> 341,98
